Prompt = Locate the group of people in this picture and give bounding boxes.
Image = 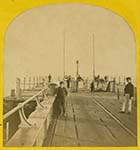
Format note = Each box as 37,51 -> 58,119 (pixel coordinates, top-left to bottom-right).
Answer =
90,75 -> 117,92
52,74 -> 135,117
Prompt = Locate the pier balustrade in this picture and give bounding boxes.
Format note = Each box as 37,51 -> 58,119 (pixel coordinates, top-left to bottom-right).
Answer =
3,83 -> 57,146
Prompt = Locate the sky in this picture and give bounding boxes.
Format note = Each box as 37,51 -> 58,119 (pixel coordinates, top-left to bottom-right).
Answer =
4,3 -> 136,96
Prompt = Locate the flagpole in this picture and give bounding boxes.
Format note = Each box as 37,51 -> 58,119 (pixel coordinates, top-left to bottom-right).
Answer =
63,31 -> 66,78
92,33 -> 95,81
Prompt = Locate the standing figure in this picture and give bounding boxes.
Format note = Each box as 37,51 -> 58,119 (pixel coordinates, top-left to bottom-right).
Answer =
90,81 -> 95,93
106,81 -> 111,92
55,81 -> 68,116
76,75 -> 83,92
120,77 -> 134,114
48,74 -> 52,83
67,75 -> 71,88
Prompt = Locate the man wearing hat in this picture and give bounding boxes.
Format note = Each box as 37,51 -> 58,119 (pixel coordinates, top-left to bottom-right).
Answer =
55,81 -> 68,116
120,77 -> 134,114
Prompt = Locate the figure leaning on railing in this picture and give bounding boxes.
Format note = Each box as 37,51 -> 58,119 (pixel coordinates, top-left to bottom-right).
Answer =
53,81 -> 68,117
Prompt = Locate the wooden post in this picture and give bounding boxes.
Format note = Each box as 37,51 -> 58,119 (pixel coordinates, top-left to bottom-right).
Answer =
135,87 -> 137,107
124,76 -> 126,85
16,78 -> 21,99
117,85 -> 120,100
23,77 -> 26,90
63,31 -> 66,78
33,77 -> 35,89
119,76 -> 121,85
38,76 -> 40,85
36,76 -> 39,87
29,77 -> 31,89
6,122 -> 9,142
92,33 -> 95,82
76,60 -> 79,92
10,89 -> 15,97
112,77 -> 116,93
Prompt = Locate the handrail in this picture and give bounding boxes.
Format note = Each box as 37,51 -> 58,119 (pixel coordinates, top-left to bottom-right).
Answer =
3,87 -> 47,120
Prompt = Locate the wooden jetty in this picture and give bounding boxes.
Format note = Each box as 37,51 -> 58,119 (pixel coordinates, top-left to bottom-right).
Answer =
3,77 -> 137,147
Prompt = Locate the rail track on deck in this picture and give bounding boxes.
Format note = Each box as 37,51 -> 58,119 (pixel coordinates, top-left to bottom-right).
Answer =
82,93 -> 137,140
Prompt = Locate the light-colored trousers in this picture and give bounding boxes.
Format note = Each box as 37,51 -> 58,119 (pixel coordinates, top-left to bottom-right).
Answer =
122,94 -> 133,112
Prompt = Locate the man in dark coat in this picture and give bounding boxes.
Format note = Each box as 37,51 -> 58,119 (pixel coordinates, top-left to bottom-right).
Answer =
55,81 -> 68,116
48,74 -> 52,83
66,75 -> 71,88
90,81 -> 95,93
120,77 -> 134,114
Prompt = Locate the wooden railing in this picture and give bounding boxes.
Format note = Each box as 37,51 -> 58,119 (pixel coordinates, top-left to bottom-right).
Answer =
14,76 -> 47,98
3,84 -> 56,146
4,88 -> 46,120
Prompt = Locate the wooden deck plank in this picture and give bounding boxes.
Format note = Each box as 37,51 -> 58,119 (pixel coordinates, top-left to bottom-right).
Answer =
107,126 -> 137,146
69,93 -> 135,146
94,93 -> 137,134
6,127 -> 39,146
52,135 -> 78,146
44,91 -> 137,146
54,117 -> 76,138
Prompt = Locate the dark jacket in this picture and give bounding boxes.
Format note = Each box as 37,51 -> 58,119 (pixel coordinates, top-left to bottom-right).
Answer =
90,82 -> 94,88
56,87 -> 68,100
124,82 -> 134,98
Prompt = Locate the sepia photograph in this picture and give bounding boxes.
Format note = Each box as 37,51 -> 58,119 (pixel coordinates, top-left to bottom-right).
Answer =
3,3 -> 137,147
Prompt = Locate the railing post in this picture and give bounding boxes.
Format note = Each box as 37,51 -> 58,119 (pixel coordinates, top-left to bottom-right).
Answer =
112,77 -> 116,93
29,77 -> 31,89
16,78 -> 21,99
36,76 -> 39,87
10,89 -> 16,97
4,86 -> 56,146
134,87 -> 137,107
39,76 -> 42,85
35,96 -> 44,109
119,76 -> 121,85
38,76 -> 40,85
117,84 -> 120,100
123,76 -> 126,85
23,77 -> 26,90
18,103 -> 32,127
33,77 -> 35,89
6,122 -> 9,142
